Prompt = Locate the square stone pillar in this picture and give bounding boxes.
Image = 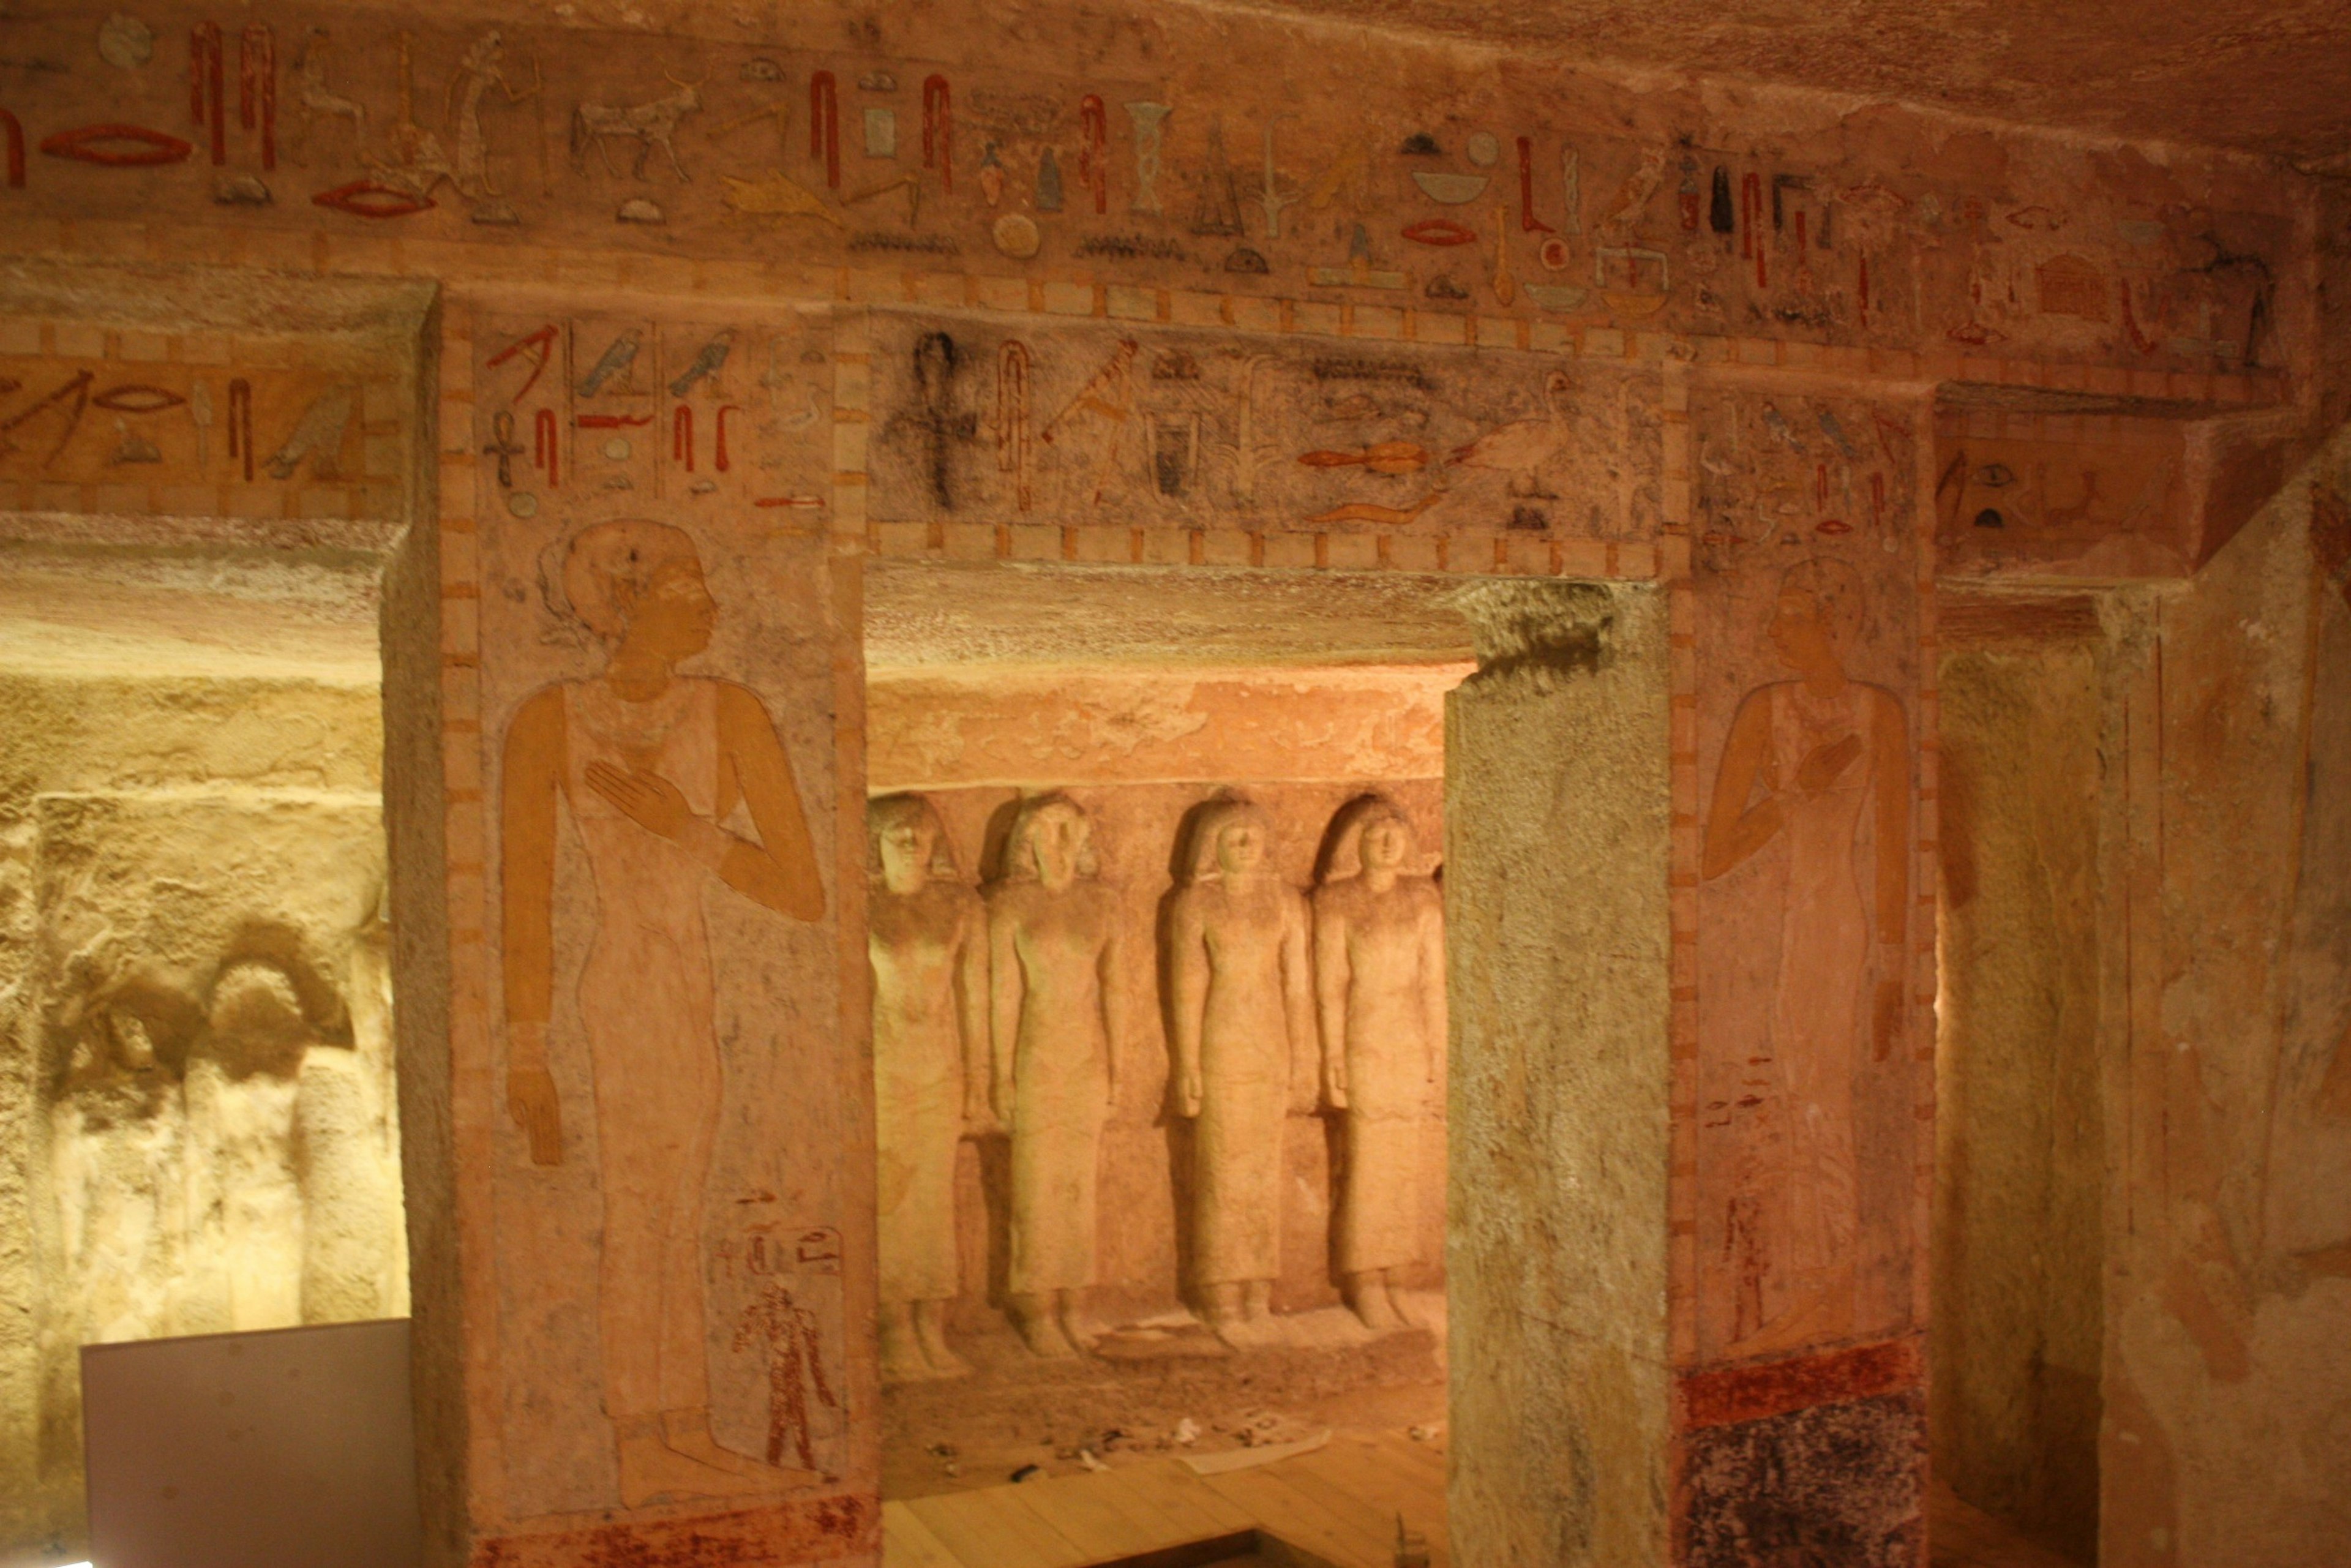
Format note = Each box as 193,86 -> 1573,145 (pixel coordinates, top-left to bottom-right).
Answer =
1670,383 -> 1937,1565
1447,381 -> 1937,1567
1446,579 -> 1674,1565
391,304 -> 877,1567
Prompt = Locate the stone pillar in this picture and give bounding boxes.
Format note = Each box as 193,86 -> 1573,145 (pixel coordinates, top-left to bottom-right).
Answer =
396,304 -> 876,1567
1447,383 -> 1936,1568
1669,381 -> 1938,1565
1446,579 -> 1673,1566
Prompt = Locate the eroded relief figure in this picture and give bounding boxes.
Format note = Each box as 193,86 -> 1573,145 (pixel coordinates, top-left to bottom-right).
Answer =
501,520 -> 827,1507
1313,797 -> 1445,1332
987,793 -> 1124,1359
182,962 -> 317,1332
1703,558 -> 1909,1357
868,793 -> 988,1382
48,1000 -> 186,1348
1168,797 -> 1314,1340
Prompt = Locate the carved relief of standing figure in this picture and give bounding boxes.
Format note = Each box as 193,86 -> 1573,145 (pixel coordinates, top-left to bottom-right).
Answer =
1313,797 -> 1444,1332
501,520 -> 827,1508
987,794 -> 1125,1359
1168,797 -> 1314,1340
1702,558 -> 1908,1357
868,793 -> 989,1382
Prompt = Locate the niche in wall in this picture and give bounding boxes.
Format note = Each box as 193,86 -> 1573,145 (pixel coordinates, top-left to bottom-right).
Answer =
863,563 -> 1471,1498
0,264 -> 428,1562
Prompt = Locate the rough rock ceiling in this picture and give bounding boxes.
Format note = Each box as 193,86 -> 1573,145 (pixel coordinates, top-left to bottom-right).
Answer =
1222,0 -> 2351,164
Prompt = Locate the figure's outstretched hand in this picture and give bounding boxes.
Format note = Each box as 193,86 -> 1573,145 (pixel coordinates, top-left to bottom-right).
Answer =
585,760 -> 696,840
1326,1061 -> 1350,1112
1177,1065 -> 1204,1119
508,1063 -> 563,1166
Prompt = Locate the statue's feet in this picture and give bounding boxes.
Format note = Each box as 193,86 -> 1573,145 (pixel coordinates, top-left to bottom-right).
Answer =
916,1315 -> 973,1378
1011,1300 -> 1082,1359
1348,1274 -> 1403,1332
882,1338 -> 942,1383
1385,1284 -> 1420,1330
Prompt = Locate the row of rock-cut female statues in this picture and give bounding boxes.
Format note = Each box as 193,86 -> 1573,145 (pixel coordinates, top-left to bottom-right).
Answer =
869,790 -> 1444,1382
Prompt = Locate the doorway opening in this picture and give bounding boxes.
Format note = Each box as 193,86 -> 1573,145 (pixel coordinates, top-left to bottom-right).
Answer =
1930,588 -> 2113,1568
864,560 -> 1472,1562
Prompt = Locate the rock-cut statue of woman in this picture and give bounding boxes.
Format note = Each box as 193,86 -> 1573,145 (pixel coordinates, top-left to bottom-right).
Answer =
1168,796 -> 1313,1341
986,793 -> 1125,1359
501,519 -> 826,1508
868,792 -> 988,1382
1313,795 -> 1444,1332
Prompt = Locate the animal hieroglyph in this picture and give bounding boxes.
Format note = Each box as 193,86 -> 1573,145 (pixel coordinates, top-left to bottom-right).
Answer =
572,73 -> 703,182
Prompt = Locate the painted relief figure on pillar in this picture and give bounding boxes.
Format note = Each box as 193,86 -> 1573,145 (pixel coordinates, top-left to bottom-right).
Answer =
868,792 -> 989,1383
1167,797 -> 1314,1344
500,519 -> 827,1508
1312,795 -> 1444,1332
986,793 -> 1125,1360
1702,558 -> 1909,1359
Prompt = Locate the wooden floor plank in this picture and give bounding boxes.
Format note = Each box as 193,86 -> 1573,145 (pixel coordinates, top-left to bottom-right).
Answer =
1007,1469 -> 1191,1561
1115,1460 -> 1262,1539
1200,1465 -> 1392,1568
1282,1445 -> 1447,1566
1256,1455 -> 1420,1566
882,1499 -> 969,1568
906,1482 -> 1094,1568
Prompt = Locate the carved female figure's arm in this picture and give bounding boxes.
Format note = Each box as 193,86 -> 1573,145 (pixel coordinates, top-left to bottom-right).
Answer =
1418,888 -> 1447,1100
1169,891 -> 1208,1118
1280,891 -> 1317,1112
500,686 -> 565,1165
987,897 -> 1022,1126
576,683 -> 822,922
1869,688 -> 1911,1060
1313,895 -> 1351,1110
1098,896 -> 1128,1112
1701,688 -> 1782,881
954,893 -> 992,1128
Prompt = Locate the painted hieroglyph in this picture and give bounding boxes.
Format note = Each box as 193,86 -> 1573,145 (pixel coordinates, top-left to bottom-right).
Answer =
867,317 -> 1660,539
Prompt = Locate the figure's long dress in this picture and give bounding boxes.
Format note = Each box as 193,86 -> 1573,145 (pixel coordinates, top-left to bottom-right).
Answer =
1005,904 -> 1109,1296
564,676 -> 722,1420
872,902 -> 967,1304
1330,885 -> 1435,1276
1193,890 -> 1294,1288
1743,681 -> 1871,1329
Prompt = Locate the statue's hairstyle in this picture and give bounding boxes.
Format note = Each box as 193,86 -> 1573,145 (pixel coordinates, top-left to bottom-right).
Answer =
868,793 -> 960,882
557,519 -> 703,641
996,792 -> 1099,883
1184,795 -> 1275,882
1777,557 -> 1867,661
1316,793 -> 1415,885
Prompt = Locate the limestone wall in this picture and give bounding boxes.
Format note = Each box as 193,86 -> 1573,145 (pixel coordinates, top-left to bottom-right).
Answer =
2099,433 -> 2351,1568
